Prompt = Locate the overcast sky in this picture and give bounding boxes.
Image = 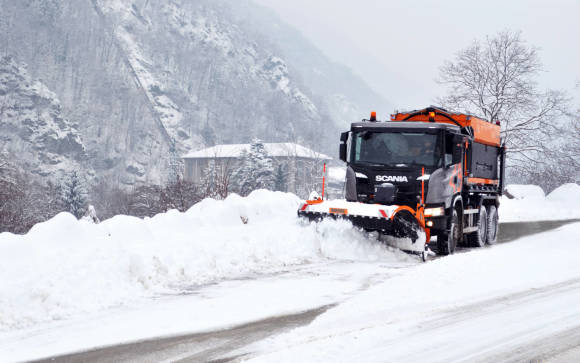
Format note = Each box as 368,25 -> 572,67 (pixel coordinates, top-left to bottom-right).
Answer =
254,0 -> 580,114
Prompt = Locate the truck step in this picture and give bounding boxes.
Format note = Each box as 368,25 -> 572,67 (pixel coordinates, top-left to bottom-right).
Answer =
463,226 -> 479,233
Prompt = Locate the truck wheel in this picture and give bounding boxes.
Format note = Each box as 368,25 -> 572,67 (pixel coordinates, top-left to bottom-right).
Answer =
437,208 -> 459,255
468,205 -> 487,247
486,205 -> 498,245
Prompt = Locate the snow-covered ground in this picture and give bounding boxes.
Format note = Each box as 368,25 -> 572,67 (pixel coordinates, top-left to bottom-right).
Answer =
0,184 -> 579,362
0,261 -> 414,362
242,221 -> 580,363
500,183 -> 580,222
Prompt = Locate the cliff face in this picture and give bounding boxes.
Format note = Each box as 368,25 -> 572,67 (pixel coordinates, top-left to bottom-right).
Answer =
0,56 -> 87,180
0,0 -> 390,186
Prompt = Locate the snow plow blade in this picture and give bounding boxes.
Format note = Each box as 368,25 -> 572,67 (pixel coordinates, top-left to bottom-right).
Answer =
298,200 -> 431,254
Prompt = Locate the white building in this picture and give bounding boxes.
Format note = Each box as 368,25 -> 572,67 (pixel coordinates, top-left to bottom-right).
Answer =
182,143 -> 332,195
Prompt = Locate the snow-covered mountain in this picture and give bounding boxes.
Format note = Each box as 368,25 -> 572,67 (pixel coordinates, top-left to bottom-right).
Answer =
0,56 -> 88,180
0,0 -> 390,186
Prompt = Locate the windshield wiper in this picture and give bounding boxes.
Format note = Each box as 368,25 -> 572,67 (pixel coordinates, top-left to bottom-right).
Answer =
356,161 -> 389,167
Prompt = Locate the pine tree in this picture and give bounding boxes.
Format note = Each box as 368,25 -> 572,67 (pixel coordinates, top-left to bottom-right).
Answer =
231,149 -> 252,196
231,139 -> 275,196
60,170 -> 88,218
250,140 -> 275,191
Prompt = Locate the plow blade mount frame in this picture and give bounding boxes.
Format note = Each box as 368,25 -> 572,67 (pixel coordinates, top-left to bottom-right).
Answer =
298,200 -> 431,251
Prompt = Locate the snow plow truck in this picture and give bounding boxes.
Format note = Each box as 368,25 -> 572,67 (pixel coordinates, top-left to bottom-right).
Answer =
298,106 -> 505,260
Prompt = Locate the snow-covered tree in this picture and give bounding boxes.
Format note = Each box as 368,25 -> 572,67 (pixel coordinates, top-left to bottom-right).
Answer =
60,170 -> 88,218
231,139 -> 276,196
167,143 -> 184,184
252,141 -> 276,191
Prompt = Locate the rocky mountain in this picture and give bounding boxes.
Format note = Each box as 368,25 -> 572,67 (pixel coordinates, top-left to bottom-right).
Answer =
0,56 -> 88,180
0,0 -> 390,186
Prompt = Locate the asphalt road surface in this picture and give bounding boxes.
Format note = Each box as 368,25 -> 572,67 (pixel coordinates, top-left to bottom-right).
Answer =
35,219 -> 580,363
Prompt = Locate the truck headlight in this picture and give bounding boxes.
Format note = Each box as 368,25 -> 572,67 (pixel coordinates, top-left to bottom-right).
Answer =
424,207 -> 444,217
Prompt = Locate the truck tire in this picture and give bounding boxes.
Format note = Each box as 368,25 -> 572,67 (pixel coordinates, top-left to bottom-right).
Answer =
486,205 -> 498,245
468,205 -> 487,247
437,208 -> 459,255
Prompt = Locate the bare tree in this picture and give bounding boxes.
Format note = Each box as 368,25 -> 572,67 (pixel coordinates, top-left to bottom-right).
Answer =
200,157 -> 233,200
160,177 -> 200,212
0,159 -> 65,234
129,185 -> 163,217
437,30 -> 570,176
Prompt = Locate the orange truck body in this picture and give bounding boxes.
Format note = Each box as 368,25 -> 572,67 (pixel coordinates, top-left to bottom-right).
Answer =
391,109 -> 501,147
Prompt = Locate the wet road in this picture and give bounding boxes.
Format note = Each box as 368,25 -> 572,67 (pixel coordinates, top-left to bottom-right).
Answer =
37,306 -> 333,363
496,219 -> 580,243
34,219 -> 580,363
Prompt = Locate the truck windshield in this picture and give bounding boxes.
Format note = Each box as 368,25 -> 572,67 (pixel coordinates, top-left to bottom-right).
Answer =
352,131 -> 442,168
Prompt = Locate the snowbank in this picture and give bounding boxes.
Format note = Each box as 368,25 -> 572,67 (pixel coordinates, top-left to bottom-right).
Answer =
546,183 -> 580,204
0,190 -> 407,332
505,184 -> 545,200
500,183 -> 580,222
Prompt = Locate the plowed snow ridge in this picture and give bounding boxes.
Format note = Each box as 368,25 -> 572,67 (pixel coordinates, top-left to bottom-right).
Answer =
0,190 -> 409,331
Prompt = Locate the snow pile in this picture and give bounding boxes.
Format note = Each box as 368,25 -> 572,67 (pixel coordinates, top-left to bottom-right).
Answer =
500,183 -> 580,222
0,190 -> 408,331
505,184 -> 545,200
546,183 -> 580,204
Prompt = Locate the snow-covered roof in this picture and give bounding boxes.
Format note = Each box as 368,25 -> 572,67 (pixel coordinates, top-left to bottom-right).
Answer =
182,143 -> 332,160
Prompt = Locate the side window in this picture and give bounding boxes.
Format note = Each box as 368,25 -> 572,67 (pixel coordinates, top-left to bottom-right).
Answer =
354,135 -> 362,161
445,133 -> 454,166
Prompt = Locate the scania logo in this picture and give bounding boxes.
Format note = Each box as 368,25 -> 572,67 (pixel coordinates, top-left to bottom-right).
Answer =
376,175 -> 408,183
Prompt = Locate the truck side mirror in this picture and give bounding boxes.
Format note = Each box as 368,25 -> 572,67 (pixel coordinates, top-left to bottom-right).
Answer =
452,135 -> 463,164
339,132 -> 349,162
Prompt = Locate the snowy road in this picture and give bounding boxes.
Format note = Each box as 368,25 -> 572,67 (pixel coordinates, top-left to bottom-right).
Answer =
19,219 -> 580,363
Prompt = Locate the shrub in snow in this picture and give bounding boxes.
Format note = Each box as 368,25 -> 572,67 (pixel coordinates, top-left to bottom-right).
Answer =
159,177 -> 200,212
200,159 -> 231,199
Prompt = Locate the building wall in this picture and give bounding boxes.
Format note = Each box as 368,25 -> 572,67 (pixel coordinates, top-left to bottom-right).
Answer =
183,157 -> 239,184
182,156 -> 327,196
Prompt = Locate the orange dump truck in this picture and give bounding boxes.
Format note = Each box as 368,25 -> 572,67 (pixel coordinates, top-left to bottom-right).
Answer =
298,106 -> 505,260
